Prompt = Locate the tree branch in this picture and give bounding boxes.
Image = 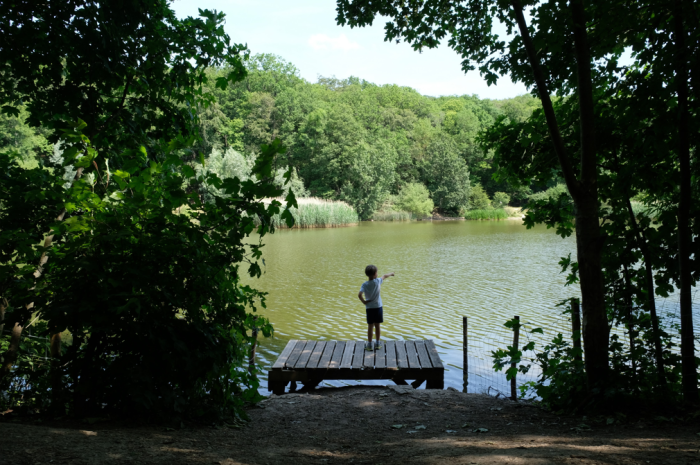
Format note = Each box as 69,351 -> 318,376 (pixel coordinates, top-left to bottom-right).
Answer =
510,0 -> 580,200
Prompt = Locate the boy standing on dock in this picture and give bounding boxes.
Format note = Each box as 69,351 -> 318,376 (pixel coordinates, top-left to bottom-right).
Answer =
358,265 -> 394,351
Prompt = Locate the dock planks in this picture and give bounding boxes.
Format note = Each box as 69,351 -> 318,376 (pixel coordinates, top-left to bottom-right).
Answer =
268,339 -> 444,394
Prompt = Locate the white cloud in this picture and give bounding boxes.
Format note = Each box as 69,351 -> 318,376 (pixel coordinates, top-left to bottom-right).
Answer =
308,33 -> 360,51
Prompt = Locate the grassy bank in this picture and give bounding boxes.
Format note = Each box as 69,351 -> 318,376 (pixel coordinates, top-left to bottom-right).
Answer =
464,208 -> 509,220
260,197 -> 359,229
372,210 -> 411,221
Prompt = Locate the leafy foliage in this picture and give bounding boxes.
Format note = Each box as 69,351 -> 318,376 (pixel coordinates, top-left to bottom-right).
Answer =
395,183 -> 433,217
0,2 -> 296,420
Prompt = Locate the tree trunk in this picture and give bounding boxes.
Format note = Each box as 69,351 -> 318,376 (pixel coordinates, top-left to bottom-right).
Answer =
0,297 -> 6,336
674,0 -> 698,404
50,332 -> 63,409
1,319 -> 26,377
511,0 -> 609,389
625,199 -> 666,386
622,265 -> 637,384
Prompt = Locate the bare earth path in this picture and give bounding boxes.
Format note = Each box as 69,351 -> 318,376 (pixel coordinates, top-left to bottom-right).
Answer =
1,386 -> 699,464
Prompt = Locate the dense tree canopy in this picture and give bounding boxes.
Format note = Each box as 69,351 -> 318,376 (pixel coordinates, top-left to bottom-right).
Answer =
0,1 -> 294,419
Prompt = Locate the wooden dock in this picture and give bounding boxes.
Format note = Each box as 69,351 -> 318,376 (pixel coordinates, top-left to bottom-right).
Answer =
268,340 -> 444,395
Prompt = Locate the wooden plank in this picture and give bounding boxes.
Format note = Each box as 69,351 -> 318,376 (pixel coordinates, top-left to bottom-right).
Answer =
415,340 -> 432,369
352,341 -> 365,369
396,340 -> 409,369
340,341 -> 355,369
270,367 -> 439,382
329,341 -> 345,369
424,340 -> 444,369
364,343 -> 375,368
385,340 -> 397,369
284,340 -> 306,368
317,341 -> 336,369
271,340 -> 298,370
307,341 -> 326,369
406,341 -> 420,369
375,342 -> 386,369
294,340 -> 317,368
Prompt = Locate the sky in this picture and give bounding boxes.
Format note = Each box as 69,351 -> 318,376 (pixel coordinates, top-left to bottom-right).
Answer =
170,0 -> 530,100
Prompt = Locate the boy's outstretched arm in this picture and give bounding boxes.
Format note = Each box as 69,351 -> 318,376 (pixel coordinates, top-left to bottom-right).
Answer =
381,272 -> 395,280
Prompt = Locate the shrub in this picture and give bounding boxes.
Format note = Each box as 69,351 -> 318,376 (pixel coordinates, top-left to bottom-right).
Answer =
395,182 -> 433,217
468,183 -> 492,210
527,184 -> 569,203
372,210 -> 411,221
492,192 -> 511,208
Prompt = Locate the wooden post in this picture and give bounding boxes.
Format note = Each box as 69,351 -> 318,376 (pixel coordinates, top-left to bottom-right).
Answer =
510,315 -> 520,400
462,316 -> 468,392
571,299 -> 582,363
248,318 -> 258,374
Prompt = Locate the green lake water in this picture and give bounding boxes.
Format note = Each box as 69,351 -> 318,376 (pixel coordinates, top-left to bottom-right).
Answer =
247,220 -> 700,395
247,219 -> 589,394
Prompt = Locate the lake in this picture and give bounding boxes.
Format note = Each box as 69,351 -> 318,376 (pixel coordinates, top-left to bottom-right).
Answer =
246,220 -> 696,395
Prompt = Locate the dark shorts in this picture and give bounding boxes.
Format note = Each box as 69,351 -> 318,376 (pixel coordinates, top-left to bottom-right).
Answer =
366,307 -> 384,324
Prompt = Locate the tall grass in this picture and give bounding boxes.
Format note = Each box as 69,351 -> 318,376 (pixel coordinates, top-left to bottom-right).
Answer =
464,208 -> 509,220
258,197 -> 359,228
372,210 -> 411,221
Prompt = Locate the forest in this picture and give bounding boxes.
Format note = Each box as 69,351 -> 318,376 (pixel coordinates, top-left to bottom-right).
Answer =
3,53 -> 542,220
0,0 -> 699,425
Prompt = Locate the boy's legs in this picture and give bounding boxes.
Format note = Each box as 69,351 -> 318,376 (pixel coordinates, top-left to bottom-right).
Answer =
374,323 -> 381,342
367,324 -> 373,343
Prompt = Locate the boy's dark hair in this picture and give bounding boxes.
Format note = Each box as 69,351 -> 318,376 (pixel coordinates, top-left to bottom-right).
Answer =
365,265 -> 377,279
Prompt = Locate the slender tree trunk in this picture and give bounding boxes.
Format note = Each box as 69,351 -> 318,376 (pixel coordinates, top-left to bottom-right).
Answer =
50,332 -> 63,409
673,0 -> 698,404
569,0 -> 609,388
625,199 -> 666,385
0,297 -> 6,336
622,265 -> 637,385
511,0 -> 609,389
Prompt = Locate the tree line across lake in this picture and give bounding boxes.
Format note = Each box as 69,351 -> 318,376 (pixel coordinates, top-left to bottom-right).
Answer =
2,53 -> 545,220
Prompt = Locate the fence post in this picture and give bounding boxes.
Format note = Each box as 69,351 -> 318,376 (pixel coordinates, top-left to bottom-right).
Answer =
510,315 -> 520,400
571,299 -> 582,363
463,316 -> 468,392
248,317 -> 258,374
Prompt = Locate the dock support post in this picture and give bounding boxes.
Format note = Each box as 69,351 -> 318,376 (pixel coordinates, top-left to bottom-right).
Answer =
571,299 -> 582,363
510,315 -> 520,401
463,316 -> 468,392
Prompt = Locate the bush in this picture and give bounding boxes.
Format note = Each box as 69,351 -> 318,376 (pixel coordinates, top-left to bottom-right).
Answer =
468,184 -> 492,210
372,210 -> 411,221
395,182 -> 433,217
527,184 -> 569,202
492,192 -> 511,208
464,208 -> 508,220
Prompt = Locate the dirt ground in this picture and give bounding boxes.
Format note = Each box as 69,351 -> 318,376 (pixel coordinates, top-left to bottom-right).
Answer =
2,385 -> 700,465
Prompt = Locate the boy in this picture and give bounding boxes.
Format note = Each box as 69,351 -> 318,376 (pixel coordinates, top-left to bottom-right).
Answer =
358,265 -> 395,351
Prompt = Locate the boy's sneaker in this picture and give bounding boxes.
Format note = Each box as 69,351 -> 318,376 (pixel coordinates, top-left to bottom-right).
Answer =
374,340 -> 382,350
365,342 -> 373,351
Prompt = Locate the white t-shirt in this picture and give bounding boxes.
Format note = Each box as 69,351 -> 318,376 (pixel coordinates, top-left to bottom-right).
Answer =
360,277 -> 383,309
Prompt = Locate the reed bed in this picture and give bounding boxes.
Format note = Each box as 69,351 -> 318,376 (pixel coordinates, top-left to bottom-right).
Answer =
258,197 -> 359,228
464,208 -> 509,220
372,210 -> 411,221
